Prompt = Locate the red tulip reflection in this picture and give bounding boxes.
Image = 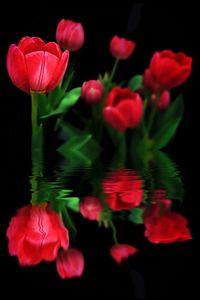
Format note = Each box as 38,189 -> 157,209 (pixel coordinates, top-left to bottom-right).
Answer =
102,169 -> 144,210
144,190 -> 192,244
7,203 -> 69,266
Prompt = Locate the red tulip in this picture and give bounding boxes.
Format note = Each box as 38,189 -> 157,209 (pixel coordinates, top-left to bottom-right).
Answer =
7,36 -> 69,93
103,87 -> 143,131
56,19 -> 84,51
110,36 -> 136,60
150,90 -> 171,110
80,196 -> 103,221
149,50 -> 192,89
144,198 -> 192,244
81,80 -> 104,104
7,204 -> 69,266
110,244 -> 138,264
144,68 -> 160,93
56,249 -> 84,279
102,170 -> 144,210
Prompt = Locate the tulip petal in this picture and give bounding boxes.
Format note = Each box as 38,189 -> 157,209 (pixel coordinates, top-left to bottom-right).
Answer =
18,36 -> 45,54
116,98 -> 143,128
25,51 -> 59,92
7,45 -> 29,93
103,106 -> 128,131
43,42 -> 62,58
46,50 -> 69,93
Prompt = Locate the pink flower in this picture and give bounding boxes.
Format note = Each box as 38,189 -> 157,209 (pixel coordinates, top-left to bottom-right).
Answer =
81,80 -> 104,104
56,249 -> 84,279
110,36 -> 136,60
80,196 -> 103,221
56,19 -> 84,51
110,244 -> 138,264
7,36 -> 69,93
7,204 -> 69,266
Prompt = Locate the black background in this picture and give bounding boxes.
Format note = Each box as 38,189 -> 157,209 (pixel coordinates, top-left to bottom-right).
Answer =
0,2 -> 199,299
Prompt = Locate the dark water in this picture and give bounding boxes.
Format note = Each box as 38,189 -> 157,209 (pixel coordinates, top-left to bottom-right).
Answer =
1,2 -> 199,299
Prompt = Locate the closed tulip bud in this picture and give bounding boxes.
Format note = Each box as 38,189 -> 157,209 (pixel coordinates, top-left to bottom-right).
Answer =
81,80 -> 104,104
56,249 -> 84,279
56,19 -> 84,51
80,196 -> 103,220
110,36 -> 136,60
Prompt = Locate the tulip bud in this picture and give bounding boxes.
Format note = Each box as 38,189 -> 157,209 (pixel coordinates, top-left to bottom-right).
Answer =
80,196 -> 103,221
110,244 -> 138,264
81,80 -> 104,104
150,90 -> 171,110
56,249 -> 84,279
110,36 -> 136,60
56,19 -> 84,51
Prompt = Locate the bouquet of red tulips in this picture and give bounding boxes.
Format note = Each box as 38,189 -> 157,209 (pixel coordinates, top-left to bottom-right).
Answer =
6,18 -> 193,280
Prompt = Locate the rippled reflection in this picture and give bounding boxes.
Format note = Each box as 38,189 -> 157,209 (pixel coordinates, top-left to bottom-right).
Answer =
7,149 -> 192,279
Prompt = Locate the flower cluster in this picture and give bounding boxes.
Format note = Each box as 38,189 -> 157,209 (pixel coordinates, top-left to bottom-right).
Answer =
6,18 -> 193,280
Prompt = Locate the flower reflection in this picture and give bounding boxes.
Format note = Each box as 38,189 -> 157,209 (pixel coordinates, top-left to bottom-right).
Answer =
144,193 -> 192,244
102,169 -> 144,210
7,203 -> 69,266
7,151 -> 192,278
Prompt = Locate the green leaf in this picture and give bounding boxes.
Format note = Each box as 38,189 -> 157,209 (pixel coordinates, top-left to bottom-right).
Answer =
129,208 -> 144,224
128,75 -> 143,91
42,87 -> 81,118
153,95 -> 184,149
65,197 -> 80,212
57,87 -> 81,112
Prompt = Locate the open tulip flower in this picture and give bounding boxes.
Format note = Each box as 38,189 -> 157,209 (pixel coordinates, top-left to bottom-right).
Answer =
7,36 -> 69,93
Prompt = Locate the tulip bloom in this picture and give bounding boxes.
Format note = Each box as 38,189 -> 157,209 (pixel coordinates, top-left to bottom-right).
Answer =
7,204 -> 69,266
80,196 -> 103,221
56,249 -> 84,279
110,244 -> 138,264
81,80 -> 104,104
102,170 -> 144,210
103,87 -> 143,131
144,199 -> 192,244
150,90 -> 171,110
7,36 -> 69,94
149,50 -> 192,89
56,19 -> 84,51
110,36 -> 136,60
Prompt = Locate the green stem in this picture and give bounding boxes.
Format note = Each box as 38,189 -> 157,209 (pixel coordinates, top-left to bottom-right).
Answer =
31,93 -> 39,144
109,59 -> 119,82
30,93 -> 44,205
141,97 -> 149,136
147,93 -> 160,136
109,220 -> 118,244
